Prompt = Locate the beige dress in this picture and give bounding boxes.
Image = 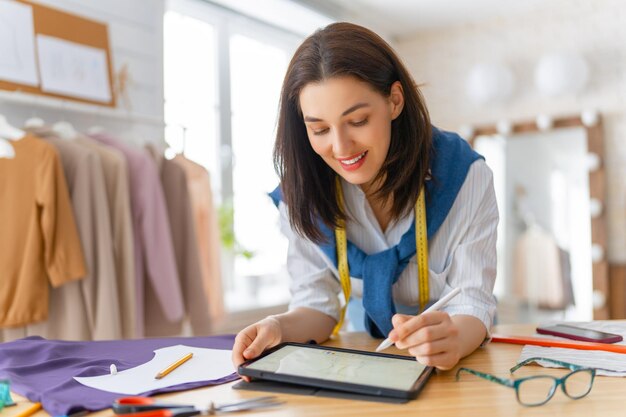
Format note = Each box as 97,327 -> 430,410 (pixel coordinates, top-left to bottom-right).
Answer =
0,134 -> 86,336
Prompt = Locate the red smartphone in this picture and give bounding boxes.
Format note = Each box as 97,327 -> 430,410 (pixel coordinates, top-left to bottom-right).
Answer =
536,324 -> 623,344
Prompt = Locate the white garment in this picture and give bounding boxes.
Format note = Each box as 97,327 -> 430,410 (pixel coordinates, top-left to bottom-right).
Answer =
278,159 -> 498,332
513,225 -> 564,309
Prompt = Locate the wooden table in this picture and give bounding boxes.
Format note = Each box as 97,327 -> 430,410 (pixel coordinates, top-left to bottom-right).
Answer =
10,324 -> 626,417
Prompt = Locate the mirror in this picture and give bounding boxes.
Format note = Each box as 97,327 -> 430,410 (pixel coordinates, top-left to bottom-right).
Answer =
468,115 -> 608,324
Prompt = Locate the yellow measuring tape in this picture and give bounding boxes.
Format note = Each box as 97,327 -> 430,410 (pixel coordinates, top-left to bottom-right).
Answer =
415,187 -> 429,314
332,177 -> 429,335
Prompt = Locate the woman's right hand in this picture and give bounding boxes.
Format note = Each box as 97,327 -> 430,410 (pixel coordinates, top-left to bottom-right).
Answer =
232,316 -> 282,381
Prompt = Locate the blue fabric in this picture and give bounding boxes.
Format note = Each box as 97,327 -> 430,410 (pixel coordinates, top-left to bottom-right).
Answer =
270,128 -> 482,337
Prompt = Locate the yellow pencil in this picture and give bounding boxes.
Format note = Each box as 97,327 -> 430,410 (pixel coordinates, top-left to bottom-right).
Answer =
14,402 -> 42,417
154,352 -> 193,380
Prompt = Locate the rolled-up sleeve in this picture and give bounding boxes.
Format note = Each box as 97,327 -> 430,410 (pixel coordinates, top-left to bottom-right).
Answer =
278,204 -> 342,322
436,160 -> 498,332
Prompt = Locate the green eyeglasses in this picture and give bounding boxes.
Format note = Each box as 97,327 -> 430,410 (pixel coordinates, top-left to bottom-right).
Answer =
456,357 -> 596,407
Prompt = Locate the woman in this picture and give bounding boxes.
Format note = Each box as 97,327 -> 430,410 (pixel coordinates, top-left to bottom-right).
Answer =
232,22 -> 497,372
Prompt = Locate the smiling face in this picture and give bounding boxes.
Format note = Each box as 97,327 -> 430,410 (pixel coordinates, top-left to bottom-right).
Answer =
299,76 -> 404,194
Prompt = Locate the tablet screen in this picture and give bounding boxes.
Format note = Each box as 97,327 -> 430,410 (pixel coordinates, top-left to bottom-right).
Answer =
244,344 -> 427,391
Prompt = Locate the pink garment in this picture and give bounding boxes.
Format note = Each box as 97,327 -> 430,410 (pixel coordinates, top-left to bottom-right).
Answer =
90,133 -> 183,336
145,146 -> 211,336
173,155 -> 224,323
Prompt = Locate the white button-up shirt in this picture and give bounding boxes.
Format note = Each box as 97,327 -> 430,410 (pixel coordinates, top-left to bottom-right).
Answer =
278,159 -> 498,332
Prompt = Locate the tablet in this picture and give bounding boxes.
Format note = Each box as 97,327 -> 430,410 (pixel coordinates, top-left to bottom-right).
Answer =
238,342 -> 434,399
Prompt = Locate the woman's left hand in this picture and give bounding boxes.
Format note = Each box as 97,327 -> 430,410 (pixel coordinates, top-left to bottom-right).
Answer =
388,311 -> 461,370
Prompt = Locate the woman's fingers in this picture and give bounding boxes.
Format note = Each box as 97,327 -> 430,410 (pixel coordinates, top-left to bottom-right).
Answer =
411,350 -> 460,370
232,317 -> 283,381
394,320 -> 450,350
232,326 -> 257,367
390,311 -> 461,369
233,323 -> 276,382
391,314 -> 411,327
243,330 -> 273,358
388,314 -> 412,340
391,311 -> 448,342
232,327 -> 258,382
406,336 -> 451,357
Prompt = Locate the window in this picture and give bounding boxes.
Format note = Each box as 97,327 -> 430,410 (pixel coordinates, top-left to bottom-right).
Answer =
164,11 -> 218,180
229,33 -> 291,309
164,0 -> 329,312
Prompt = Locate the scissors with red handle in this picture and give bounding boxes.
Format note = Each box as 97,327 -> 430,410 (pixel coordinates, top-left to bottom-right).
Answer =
112,396 -> 198,417
112,395 -> 282,417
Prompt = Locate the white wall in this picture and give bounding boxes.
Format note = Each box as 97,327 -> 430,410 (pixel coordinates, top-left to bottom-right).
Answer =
396,0 -> 626,262
0,0 -> 165,142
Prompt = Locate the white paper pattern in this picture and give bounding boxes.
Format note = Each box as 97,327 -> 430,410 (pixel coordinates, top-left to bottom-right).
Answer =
0,0 -> 39,86
74,345 -> 235,395
37,35 -> 112,103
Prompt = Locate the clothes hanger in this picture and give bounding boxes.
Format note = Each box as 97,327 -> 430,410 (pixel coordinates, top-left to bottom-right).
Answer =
87,125 -> 105,134
0,114 -> 26,141
52,120 -> 78,141
24,117 -> 45,128
0,138 -> 16,159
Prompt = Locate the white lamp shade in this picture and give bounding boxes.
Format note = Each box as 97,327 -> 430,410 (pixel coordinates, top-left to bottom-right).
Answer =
535,52 -> 589,97
591,243 -> 604,262
536,114 -> 553,131
466,63 -> 515,104
586,152 -> 601,172
589,198 -> 603,218
496,120 -> 512,136
592,290 -> 606,309
582,109 -> 599,126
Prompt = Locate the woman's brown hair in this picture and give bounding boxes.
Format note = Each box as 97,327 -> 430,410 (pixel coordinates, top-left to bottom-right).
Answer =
273,22 -> 431,242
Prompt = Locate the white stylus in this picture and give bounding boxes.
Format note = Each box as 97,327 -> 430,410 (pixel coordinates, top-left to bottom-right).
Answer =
375,287 -> 462,352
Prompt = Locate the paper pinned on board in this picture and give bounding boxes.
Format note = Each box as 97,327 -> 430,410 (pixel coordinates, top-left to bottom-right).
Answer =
0,0 -> 39,86
517,321 -> 626,377
74,345 -> 235,395
36,35 -> 112,103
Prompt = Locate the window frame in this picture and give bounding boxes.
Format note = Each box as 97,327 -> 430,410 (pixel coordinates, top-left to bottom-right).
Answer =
166,0 -> 303,314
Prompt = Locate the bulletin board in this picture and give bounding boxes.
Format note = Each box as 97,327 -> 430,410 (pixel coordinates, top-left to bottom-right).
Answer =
0,0 -> 116,107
